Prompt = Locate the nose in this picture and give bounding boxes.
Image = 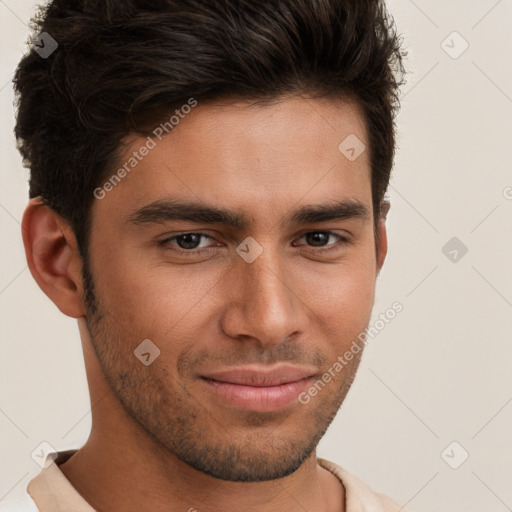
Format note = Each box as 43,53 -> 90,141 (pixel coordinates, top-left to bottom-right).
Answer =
219,247 -> 302,349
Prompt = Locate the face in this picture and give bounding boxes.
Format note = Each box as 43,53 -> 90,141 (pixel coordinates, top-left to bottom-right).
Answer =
83,95 -> 385,482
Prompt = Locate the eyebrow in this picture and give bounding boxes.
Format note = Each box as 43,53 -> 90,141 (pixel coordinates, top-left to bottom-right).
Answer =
127,198 -> 370,229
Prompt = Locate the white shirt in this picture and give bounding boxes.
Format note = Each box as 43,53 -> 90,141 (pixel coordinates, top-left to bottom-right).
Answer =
3,450 -> 411,511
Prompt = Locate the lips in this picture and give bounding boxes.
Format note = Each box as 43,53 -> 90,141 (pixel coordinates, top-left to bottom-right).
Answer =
201,365 -> 316,387
199,364 -> 317,412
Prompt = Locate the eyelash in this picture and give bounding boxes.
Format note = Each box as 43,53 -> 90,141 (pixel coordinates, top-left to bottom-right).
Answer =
158,231 -> 351,257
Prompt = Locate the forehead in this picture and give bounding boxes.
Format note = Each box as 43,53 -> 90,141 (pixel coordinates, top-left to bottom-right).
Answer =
93,95 -> 372,225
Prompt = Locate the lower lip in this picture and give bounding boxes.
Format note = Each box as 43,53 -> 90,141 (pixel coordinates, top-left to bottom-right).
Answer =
201,377 -> 314,413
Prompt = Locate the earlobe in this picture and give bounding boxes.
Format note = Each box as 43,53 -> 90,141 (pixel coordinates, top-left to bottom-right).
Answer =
21,198 -> 86,318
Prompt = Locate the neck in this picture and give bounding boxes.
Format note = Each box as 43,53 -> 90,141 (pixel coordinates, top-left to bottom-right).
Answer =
59,439 -> 344,512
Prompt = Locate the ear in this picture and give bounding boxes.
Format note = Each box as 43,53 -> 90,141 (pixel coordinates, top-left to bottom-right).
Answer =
376,200 -> 390,274
21,197 -> 86,318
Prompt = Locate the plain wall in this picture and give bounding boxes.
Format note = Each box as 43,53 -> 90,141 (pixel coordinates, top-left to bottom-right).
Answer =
1,1 -> 511,510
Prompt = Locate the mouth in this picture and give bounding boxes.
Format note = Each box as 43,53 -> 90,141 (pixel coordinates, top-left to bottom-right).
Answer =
199,365 -> 317,413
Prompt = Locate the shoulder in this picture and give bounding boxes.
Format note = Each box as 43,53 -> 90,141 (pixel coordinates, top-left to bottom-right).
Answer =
317,458 -> 413,512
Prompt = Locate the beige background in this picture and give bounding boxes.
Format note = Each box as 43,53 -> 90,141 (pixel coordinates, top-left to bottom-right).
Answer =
1,1 -> 511,510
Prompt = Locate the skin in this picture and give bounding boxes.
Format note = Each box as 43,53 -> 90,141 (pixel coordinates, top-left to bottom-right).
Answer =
22,94 -> 388,512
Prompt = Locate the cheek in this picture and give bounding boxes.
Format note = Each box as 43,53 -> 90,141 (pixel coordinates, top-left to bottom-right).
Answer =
90,244 -> 224,346
296,252 -> 377,347
314,277 -> 374,327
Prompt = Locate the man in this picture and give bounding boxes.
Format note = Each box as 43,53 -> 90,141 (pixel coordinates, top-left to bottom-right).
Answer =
13,0 -> 408,510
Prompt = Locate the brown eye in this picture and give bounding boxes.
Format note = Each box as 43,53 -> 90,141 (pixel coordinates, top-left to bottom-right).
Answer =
159,232 -> 216,254
293,231 -> 350,253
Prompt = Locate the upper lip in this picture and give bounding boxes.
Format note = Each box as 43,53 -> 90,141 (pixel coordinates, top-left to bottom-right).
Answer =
201,364 -> 316,387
